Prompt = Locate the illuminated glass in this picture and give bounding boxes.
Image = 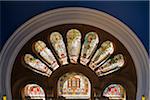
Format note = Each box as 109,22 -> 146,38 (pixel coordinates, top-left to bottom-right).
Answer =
80,32 -> 99,65
21,84 -> 45,100
89,41 -> 114,70
95,54 -> 125,76
103,84 -> 126,100
50,32 -> 68,65
24,54 -> 52,77
58,72 -> 91,99
67,29 -> 81,64
34,40 -> 59,70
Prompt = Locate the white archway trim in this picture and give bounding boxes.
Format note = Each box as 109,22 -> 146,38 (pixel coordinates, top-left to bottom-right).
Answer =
0,7 -> 149,100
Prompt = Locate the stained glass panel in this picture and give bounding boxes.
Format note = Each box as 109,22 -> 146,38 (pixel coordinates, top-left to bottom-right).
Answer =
89,41 -> 114,70
24,54 -> 52,77
95,54 -> 125,76
50,32 -> 68,65
34,40 -> 59,70
21,84 -> 45,100
80,32 -> 99,65
67,29 -> 81,64
58,72 -> 91,99
103,84 -> 126,100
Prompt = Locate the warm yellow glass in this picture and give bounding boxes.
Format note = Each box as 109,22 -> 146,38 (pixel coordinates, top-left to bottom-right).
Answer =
3,96 -> 6,100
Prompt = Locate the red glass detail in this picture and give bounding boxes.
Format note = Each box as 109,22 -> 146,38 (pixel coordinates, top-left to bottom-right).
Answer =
37,87 -> 40,92
61,54 -> 65,58
52,61 -> 56,64
31,87 -> 34,92
108,87 -> 111,92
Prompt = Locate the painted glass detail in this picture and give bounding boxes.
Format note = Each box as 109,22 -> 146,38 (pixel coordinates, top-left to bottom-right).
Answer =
80,32 -> 99,65
34,40 -> 59,70
95,54 -> 124,76
21,84 -> 45,100
67,29 -> 81,64
50,32 -> 68,65
89,41 -> 114,70
24,54 -> 52,77
58,72 -> 91,99
103,84 -> 126,100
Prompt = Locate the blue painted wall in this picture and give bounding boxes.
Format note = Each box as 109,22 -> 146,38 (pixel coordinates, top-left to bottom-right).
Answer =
1,1 -> 149,53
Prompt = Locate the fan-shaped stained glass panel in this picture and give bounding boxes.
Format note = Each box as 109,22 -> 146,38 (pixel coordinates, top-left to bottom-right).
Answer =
24,54 -> 52,77
89,41 -> 114,70
95,54 -> 125,76
50,32 -> 68,65
34,40 -> 59,70
80,32 -> 99,65
67,29 -> 81,64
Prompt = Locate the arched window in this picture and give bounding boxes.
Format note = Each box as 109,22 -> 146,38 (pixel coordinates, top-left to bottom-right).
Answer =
95,54 -> 125,76
103,84 -> 126,100
21,84 -> 45,100
24,54 -> 52,77
89,41 -> 114,70
34,40 -> 59,70
5,8 -> 140,100
80,32 -> 99,65
58,72 -> 91,99
67,29 -> 81,64
50,32 -> 68,65
23,29 -> 125,77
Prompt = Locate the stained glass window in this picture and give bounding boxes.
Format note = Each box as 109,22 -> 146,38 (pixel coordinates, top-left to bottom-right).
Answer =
34,40 -> 59,70
58,72 -> 91,99
89,41 -> 114,70
67,29 -> 81,64
50,32 -> 68,65
24,54 -> 52,77
103,84 -> 126,100
95,54 -> 125,76
80,32 -> 99,65
23,29 -> 125,78
21,84 -> 45,100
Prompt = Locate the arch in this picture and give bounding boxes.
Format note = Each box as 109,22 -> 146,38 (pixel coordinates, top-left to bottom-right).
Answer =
100,75 -> 136,100
103,84 -> 126,100
50,32 -> 68,65
11,76 -> 48,100
21,84 -> 45,100
0,7 -> 149,100
57,72 -> 91,99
